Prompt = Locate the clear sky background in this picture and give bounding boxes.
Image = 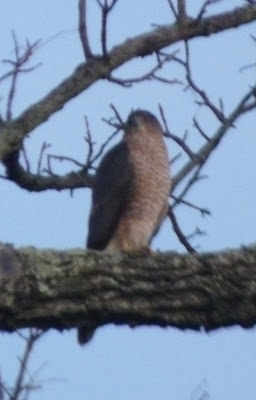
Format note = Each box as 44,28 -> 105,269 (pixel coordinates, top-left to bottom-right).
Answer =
1,1 -> 256,399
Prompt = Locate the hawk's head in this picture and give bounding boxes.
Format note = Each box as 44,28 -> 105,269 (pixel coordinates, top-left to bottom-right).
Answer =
126,109 -> 162,133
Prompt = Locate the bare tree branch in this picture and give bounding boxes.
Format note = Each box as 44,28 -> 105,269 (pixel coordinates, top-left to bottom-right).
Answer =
4,151 -> 93,192
174,165 -> 207,206
47,154 -> 85,169
3,80 -> 255,193
159,105 -> 197,160
110,104 -> 125,127
1,5 -> 256,162
37,142 -> 51,175
171,194 -> 211,216
20,144 -> 30,173
83,111 -> 121,170
196,0 -> 223,21
10,329 -> 44,400
97,0 -> 119,57
166,0 -> 178,19
177,0 -> 187,21
78,0 -> 93,59
89,129 -> 120,167
4,32 -> 41,121
0,4 -> 255,196
193,117 -> 210,141
171,41 -> 227,123
168,205 -> 197,253
172,85 -> 256,190
108,51 -> 181,87
84,115 -> 95,167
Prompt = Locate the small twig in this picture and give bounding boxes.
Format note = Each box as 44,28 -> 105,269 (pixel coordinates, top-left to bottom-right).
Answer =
186,227 -> 206,241
165,131 -> 196,160
184,42 -> 226,124
89,104 -> 126,165
239,62 -> 256,72
182,129 -> 189,142
90,129 -> 120,166
84,115 -> 95,167
21,144 -> 30,172
153,75 -> 182,85
170,152 -> 182,165
5,32 -> 41,120
108,50 -> 181,87
110,104 -> 125,127
47,154 -> 85,169
45,155 -> 56,176
241,101 -> 256,113
101,105 -> 124,130
168,206 -> 197,253
101,117 -> 121,129
172,44 -> 227,123
193,117 -> 210,141
177,0 -> 187,21
159,105 -> 197,160
37,142 -> 51,175
83,110 -> 121,170
101,4 -> 108,57
1,380 -> 12,400
107,76 -> 132,87
0,65 -> 42,89
6,77 -> 17,119
78,0 -> 93,59
10,329 -> 44,400
96,0 -> 119,57
19,361 -> 50,400
166,0 -> 178,18
0,70 -> 16,85
172,85 -> 256,190
172,194 -> 211,216
175,165 -> 207,204
196,0 -> 222,21
219,97 -> 224,114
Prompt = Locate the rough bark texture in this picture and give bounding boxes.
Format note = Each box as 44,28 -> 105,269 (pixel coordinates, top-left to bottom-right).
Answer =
1,242 -> 256,335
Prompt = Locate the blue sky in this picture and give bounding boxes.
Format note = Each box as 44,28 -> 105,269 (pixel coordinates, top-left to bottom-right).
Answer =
1,1 -> 256,399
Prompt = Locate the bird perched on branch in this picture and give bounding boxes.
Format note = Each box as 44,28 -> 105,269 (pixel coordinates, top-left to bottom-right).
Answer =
78,109 -> 171,344
87,109 -> 171,252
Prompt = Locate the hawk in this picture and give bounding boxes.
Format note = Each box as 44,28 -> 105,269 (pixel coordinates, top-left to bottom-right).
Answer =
78,110 -> 171,344
87,109 -> 171,252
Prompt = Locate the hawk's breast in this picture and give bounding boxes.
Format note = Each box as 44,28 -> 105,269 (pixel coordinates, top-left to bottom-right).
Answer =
106,126 -> 171,251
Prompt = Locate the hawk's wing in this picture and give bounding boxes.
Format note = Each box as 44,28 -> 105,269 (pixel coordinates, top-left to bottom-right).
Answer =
87,141 -> 133,250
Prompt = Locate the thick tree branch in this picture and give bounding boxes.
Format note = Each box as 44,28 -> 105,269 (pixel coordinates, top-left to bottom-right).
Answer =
3,151 -> 93,192
2,78 -> 255,192
1,243 -> 256,335
1,5 -> 256,161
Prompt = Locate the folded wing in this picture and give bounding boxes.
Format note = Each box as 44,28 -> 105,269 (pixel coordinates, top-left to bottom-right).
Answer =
87,142 -> 133,250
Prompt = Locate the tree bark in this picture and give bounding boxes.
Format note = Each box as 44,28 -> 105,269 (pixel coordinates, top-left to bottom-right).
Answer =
1,242 -> 256,335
